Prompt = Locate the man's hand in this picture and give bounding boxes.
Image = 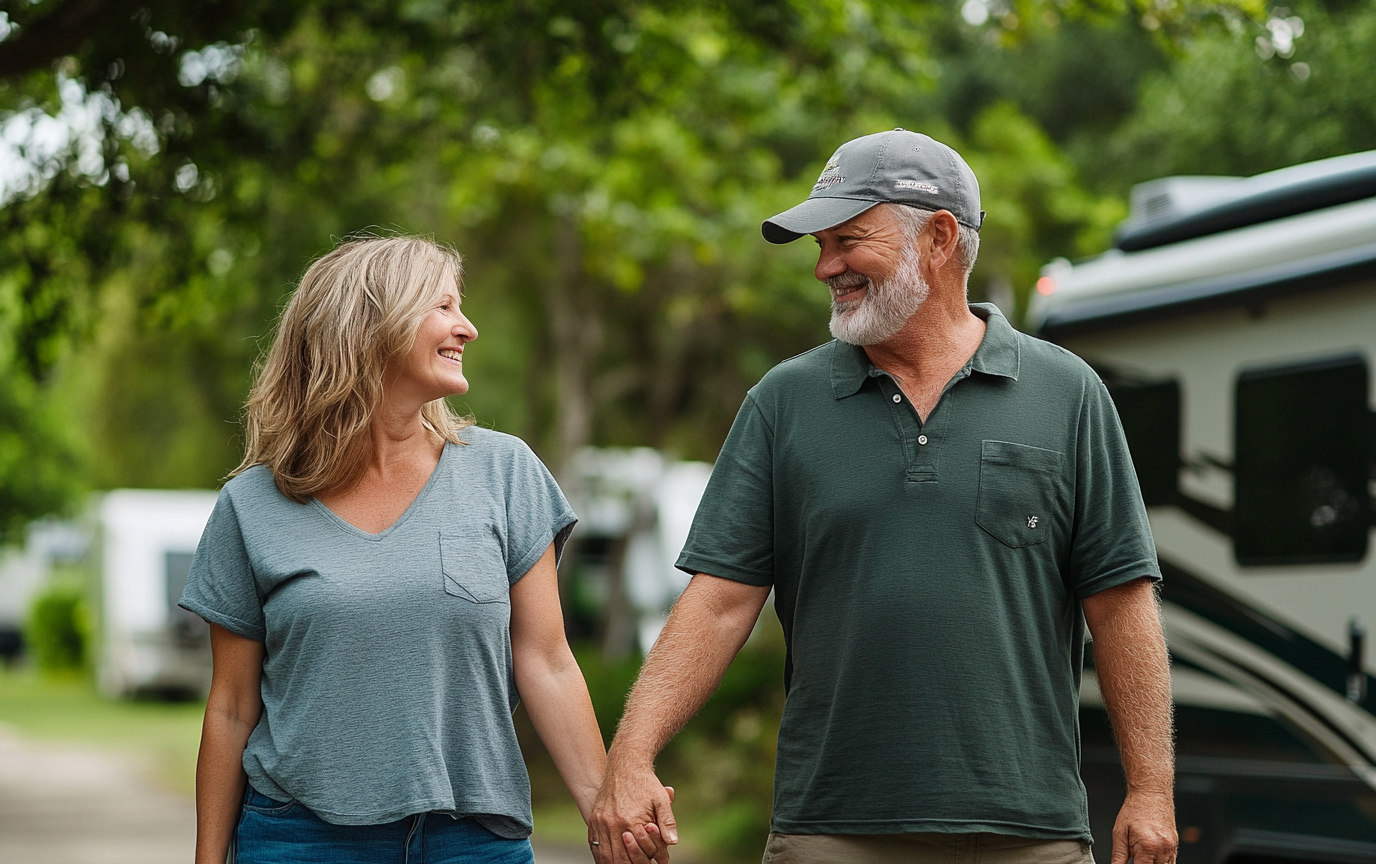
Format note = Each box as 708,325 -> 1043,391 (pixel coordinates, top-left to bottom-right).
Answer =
1111,789 -> 1177,864
588,575 -> 769,864
589,766 -> 676,864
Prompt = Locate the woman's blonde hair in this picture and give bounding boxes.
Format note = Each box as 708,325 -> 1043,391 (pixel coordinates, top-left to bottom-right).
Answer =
234,235 -> 474,502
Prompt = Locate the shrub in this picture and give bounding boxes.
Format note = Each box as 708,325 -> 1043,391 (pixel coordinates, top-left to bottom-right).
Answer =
25,582 -> 90,672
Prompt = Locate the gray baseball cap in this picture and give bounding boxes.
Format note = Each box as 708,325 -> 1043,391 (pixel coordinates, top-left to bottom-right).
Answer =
762,128 -> 985,244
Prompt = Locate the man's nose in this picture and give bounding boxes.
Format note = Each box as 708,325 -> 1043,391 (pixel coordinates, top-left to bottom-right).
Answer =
815,247 -> 846,282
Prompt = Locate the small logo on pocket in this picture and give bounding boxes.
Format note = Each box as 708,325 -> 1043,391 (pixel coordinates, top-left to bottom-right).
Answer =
1027,516 -> 1040,529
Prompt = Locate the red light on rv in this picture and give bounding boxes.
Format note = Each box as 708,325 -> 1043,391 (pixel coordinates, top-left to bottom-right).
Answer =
1036,276 -> 1056,296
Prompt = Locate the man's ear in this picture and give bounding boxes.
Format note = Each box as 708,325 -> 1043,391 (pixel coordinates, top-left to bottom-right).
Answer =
922,210 -> 960,273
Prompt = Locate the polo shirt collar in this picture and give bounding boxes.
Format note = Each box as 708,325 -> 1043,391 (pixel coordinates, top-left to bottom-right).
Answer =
968,302 -> 1021,382
829,302 -> 1021,400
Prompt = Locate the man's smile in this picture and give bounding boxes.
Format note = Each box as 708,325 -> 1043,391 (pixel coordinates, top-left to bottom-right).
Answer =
829,273 -> 869,303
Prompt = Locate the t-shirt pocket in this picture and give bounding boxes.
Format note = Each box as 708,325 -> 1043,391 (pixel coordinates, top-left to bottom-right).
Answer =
976,440 -> 1065,548
439,527 -> 509,603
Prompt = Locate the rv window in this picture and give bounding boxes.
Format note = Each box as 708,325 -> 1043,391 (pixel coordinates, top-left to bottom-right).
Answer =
1107,380 -> 1181,507
165,551 -> 196,610
1234,354 -> 1370,566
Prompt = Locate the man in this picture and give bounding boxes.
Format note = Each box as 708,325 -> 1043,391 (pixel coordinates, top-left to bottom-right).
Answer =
590,129 -> 1176,864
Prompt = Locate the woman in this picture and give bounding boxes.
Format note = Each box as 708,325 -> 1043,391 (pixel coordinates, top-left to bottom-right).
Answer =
180,236 -> 606,863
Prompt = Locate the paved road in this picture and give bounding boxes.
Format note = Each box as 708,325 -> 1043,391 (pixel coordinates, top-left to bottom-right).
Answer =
0,725 -> 591,864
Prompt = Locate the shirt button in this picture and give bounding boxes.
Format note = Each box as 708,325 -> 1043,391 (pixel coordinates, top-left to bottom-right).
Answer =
918,435 -> 929,445
892,393 -> 901,403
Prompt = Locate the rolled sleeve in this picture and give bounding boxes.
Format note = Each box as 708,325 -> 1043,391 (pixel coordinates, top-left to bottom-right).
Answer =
503,441 -> 578,583
178,491 -> 266,640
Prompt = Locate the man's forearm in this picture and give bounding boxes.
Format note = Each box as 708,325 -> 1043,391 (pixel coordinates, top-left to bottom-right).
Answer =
610,574 -> 770,768
1083,578 -> 1174,791
1082,577 -> 1177,864
591,574 -> 770,864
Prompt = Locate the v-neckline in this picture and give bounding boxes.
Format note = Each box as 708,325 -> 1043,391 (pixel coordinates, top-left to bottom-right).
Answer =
311,444 -> 450,541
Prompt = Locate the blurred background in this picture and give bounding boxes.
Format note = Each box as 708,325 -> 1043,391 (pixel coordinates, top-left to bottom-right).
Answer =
2,0 -> 1375,861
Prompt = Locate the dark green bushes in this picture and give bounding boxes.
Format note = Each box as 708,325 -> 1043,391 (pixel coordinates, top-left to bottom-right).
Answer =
24,581 -> 91,673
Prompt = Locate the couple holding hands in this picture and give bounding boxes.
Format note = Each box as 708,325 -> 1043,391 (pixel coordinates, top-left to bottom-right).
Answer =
184,131 -> 1177,864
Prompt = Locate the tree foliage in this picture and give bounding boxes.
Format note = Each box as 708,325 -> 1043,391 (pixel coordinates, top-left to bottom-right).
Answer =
1099,0 -> 1376,184
0,0 -> 1299,539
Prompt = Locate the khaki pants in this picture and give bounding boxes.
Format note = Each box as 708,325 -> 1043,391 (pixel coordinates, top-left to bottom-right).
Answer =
762,832 -> 1094,864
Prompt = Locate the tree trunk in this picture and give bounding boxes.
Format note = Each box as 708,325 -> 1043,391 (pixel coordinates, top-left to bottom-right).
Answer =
542,210 -> 600,473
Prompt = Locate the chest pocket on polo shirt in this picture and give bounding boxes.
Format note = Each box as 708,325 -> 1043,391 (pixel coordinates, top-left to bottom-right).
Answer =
439,527 -> 509,603
976,440 -> 1065,548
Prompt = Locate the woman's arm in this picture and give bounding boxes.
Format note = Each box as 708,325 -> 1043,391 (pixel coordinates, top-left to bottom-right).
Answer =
195,623 -> 265,864
510,543 -> 607,821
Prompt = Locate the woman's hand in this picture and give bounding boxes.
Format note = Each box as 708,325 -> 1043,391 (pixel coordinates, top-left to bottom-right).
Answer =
510,543 -> 608,820
195,624 -> 264,864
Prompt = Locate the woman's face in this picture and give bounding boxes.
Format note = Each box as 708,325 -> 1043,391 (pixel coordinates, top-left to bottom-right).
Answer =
395,287 -> 478,403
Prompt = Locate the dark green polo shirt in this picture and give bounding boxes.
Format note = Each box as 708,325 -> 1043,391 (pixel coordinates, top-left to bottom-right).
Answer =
676,304 -> 1159,841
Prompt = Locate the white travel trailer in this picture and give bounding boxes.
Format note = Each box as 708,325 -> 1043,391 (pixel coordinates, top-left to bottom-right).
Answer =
0,519 -> 89,662
562,447 -> 713,653
95,489 -> 218,698
1030,151 -> 1376,863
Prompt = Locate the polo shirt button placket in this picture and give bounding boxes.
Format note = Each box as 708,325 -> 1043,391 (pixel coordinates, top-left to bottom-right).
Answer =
918,434 -> 928,445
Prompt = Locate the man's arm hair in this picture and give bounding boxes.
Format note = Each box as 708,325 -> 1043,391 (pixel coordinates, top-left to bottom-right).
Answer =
610,573 -> 771,767
1083,577 -> 1174,790
1082,576 -> 1177,864
590,573 -> 770,864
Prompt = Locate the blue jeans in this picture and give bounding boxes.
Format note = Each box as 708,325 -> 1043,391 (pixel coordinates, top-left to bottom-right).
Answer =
234,785 -> 536,864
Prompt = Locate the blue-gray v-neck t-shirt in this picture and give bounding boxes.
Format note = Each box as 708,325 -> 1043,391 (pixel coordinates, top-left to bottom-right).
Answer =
179,427 -> 577,835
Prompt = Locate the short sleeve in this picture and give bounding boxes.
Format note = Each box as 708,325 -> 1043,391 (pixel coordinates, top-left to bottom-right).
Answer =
1068,378 -> 1163,598
503,441 -> 578,583
675,393 -> 776,586
178,491 -> 266,640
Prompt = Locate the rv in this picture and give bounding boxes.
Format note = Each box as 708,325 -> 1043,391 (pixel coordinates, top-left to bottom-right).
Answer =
95,489 -> 219,698
561,447 -> 712,653
1029,151 -> 1376,862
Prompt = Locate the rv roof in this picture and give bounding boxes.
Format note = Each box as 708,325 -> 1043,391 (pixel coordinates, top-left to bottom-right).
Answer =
1114,150 -> 1376,252
1028,184 -> 1376,337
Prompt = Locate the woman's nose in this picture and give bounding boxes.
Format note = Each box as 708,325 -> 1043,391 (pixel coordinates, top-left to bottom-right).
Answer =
455,314 -> 477,342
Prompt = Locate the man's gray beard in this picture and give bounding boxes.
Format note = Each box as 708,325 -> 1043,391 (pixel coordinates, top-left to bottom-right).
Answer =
828,244 -> 929,346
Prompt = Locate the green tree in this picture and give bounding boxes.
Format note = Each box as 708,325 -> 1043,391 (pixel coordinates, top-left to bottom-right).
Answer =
1098,0 -> 1376,187
0,0 -> 1255,530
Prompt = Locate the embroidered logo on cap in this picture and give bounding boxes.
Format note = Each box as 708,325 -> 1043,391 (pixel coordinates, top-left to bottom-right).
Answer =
895,179 -> 939,194
813,159 -> 844,190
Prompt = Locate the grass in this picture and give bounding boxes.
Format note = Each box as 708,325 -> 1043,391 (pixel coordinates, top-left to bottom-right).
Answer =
0,665 -> 204,795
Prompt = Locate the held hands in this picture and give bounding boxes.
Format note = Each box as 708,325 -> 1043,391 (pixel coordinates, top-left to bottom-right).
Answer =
1111,789 -> 1177,864
589,765 -> 677,864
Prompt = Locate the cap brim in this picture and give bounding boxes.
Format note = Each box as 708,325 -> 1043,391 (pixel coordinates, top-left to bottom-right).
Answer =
761,197 -> 881,244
